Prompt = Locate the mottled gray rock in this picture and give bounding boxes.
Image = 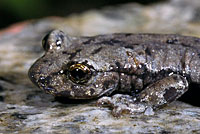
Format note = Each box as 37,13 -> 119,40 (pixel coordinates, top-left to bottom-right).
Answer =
0,101 -> 200,133
0,0 -> 200,133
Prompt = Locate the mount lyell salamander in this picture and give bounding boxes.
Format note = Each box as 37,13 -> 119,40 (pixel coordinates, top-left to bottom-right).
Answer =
28,30 -> 200,116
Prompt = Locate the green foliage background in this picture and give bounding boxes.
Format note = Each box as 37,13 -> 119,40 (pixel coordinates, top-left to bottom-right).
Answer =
0,0 -> 165,29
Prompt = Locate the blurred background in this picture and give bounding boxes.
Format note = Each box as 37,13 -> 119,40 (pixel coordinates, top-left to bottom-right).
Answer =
0,0 -> 165,29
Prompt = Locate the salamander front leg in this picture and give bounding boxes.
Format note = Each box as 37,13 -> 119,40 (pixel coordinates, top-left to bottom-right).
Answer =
97,74 -> 189,116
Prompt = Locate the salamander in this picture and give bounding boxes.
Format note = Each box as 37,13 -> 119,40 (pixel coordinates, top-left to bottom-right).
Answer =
28,30 -> 200,116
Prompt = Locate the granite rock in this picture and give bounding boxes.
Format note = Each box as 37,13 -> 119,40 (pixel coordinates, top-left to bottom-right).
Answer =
0,0 -> 200,133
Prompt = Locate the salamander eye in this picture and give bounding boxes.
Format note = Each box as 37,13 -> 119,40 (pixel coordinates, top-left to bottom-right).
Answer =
67,63 -> 92,84
42,33 -> 50,51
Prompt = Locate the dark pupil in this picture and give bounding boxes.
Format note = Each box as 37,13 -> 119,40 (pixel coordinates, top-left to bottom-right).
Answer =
70,68 -> 87,80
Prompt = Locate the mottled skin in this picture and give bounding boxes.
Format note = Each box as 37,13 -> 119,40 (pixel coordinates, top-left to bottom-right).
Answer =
28,30 -> 200,116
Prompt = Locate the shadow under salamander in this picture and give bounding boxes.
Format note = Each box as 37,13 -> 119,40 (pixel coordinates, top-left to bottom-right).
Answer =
55,83 -> 200,107
179,83 -> 200,107
54,96 -> 96,105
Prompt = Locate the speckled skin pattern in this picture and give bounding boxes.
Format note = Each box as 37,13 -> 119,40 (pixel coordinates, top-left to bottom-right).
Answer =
28,30 -> 200,116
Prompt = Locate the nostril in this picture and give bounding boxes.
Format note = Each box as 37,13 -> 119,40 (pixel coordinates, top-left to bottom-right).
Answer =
28,68 -> 38,86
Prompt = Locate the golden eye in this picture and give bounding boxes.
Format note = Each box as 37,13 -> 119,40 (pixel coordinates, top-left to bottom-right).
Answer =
68,63 -> 92,84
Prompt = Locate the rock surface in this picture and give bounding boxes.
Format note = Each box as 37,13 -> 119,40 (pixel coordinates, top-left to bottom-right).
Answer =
0,0 -> 200,133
